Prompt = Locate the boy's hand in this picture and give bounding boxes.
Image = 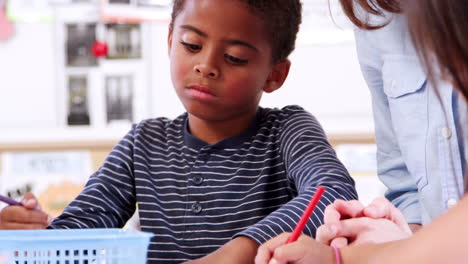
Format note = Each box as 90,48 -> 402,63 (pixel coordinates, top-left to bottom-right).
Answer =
255,233 -> 334,264
0,193 -> 51,230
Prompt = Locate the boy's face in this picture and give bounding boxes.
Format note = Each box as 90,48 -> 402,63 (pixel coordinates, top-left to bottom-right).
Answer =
168,0 -> 284,122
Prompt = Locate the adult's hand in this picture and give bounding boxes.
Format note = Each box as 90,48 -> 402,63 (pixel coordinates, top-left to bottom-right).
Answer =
334,216 -> 412,246
362,197 -> 411,231
316,197 -> 411,247
316,199 -> 366,247
255,233 -> 334,264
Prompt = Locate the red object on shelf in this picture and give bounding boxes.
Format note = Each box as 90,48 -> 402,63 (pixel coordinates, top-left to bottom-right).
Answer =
91,41 -> 108,58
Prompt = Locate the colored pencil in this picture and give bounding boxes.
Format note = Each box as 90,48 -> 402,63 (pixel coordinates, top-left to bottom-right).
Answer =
287,186 -> 325,243
0,195 -> 22,206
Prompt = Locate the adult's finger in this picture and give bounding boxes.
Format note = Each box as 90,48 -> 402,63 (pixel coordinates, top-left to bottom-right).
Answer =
363,197 -> 409,230
316,223 -> 348,248
271,235 -> 333,264
316,224 -> 336,244
270,235 -> 318,264
255,233 -> 291,264
324,200 -> 365,225
333,200 -> 366,219
330,237 -> 348,248
270,244 -> 305,264
334,217 -> 411,245
332,217 -> 373,238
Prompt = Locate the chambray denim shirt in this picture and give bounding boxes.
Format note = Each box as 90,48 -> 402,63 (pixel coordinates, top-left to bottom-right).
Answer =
355,14 -> 467,225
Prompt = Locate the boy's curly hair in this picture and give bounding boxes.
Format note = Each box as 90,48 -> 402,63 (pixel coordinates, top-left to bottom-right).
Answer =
169,0 -> 302,64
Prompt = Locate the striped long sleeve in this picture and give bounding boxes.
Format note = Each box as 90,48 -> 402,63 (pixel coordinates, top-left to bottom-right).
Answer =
235,105 -> 357,243
49,105 -> 357,264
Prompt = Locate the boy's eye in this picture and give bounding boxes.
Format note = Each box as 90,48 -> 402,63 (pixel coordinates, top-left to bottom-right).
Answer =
224,54 -> 248,65
180,41 -> 201,52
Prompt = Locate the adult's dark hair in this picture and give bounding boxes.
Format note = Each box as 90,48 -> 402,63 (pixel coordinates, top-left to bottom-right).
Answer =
338,0 -> 401,29
405,0 -> 468,101
169,0 -> 302,64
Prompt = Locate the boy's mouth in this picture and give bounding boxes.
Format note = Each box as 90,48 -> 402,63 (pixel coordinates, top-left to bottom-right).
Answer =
188,85 -> 215,95
186,85 -> 217,101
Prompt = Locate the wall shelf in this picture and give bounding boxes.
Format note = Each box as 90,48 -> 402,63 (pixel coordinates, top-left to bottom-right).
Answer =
0,127 -> 128,151
0,130 -> 374,152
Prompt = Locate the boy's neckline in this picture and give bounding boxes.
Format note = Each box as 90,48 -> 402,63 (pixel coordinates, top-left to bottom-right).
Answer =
183,107 -> 263,151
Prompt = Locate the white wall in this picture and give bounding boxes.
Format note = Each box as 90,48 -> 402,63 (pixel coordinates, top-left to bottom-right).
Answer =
0,23 -> 58,129
266,43 -> 373,133
147,23 -> 374,134
0,21 -> 374,142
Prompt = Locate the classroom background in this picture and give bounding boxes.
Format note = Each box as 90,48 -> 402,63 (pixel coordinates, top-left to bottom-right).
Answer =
0,0 -> 386,228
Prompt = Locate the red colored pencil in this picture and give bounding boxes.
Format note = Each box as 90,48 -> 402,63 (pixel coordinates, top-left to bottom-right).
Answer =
287,186 -> 325,243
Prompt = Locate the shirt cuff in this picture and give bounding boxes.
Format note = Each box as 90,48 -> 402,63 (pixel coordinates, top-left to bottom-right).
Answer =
392,195 -> 422,225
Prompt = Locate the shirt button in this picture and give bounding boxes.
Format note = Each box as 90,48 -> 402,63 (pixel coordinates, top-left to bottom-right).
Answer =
441,127 -> 452,139
192,175 -> 204,185
391,80 -> 397,89
447,198 -> 458,208
191,202 -> 203,214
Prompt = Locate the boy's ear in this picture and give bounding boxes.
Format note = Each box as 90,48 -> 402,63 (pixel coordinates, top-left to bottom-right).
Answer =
167,31 -> 173,55
263,59 -> 291,93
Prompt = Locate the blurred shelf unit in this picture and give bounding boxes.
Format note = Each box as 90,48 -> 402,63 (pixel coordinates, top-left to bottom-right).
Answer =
0,130 -> 375,152
0,1 -> 377,150
54,3 -> 153,131
327,133 -> 375,146
0,126 -> 128,151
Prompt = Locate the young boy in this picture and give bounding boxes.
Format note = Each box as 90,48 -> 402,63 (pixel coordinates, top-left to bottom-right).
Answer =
0,0 -> 357,263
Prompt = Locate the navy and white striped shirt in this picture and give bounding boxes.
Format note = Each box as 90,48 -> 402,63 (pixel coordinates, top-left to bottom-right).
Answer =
49,105 -> 357,263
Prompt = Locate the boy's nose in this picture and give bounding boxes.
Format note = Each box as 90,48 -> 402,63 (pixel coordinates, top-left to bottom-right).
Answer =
193,64 -> 219,79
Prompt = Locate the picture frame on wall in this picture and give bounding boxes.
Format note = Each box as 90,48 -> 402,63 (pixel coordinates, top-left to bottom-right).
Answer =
105,75 -> 134,124
105,23 -> 141,59
66,23 -> 98,67
67,75 -> 91,126
109,0 -> 130,3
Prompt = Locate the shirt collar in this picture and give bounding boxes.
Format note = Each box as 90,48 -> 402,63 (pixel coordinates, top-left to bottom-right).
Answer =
183,107 -> 263,151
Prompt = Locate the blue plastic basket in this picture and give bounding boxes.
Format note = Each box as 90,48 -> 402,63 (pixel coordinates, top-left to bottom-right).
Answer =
0,228 -> 153,264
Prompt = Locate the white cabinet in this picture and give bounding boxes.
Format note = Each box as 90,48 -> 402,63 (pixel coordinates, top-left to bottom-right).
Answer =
54,4 -> 152,129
